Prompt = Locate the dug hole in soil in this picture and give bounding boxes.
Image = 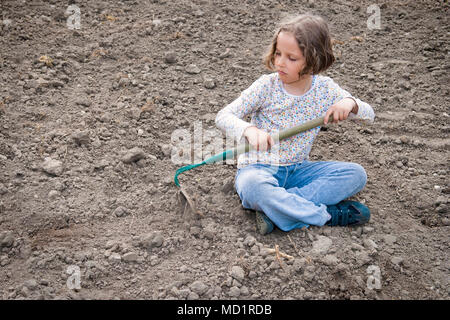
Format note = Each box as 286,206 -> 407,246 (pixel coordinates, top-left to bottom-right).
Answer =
0,0 -> 448,300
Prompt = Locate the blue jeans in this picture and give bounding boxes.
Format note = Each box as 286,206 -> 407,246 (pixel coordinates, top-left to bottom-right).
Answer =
234,160 -> 367,231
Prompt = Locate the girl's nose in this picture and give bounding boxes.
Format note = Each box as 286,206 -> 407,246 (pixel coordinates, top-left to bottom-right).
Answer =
275,56 -> 285,67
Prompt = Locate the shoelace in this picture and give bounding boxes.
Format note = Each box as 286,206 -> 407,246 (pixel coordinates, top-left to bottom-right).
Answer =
331,205 -> 352,226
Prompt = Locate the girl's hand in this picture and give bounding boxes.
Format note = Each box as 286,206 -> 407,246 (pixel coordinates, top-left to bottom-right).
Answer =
324,98 -> 358,124
244,126 -> 275,152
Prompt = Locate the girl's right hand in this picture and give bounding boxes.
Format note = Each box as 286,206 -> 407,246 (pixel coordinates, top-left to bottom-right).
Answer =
243,126 -> 275,152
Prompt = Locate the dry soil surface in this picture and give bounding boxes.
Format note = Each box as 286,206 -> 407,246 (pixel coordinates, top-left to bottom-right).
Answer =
0,0 -> 449,300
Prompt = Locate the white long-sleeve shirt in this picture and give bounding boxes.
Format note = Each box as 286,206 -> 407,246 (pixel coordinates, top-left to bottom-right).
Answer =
215,72 -> 375,168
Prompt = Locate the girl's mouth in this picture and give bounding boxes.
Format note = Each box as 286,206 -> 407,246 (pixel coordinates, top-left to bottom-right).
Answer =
278,70 -> 287,75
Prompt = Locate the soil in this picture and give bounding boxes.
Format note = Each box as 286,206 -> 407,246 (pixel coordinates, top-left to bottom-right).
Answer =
0,0 -> 448,300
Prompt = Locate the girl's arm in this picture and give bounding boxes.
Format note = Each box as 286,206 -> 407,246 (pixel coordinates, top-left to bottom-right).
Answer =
323,78 -> 375,124
215,75 -> 271,143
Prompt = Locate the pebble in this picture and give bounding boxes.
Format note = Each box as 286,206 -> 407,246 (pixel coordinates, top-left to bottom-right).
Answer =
230,266 -> 245,281
228,286 -> 240,297
75,98 -> 91,108
435,196 -> 447,206
435,204 -> 447,214
363,239 -> 378,251
139,231 -> 164,249
0,183 -> 7,195
113,206 -> 128,217
310,236 -> 332,255
185,64 -> 201,74
42,157 -> 63,176
203,78 -> 216,89
293,258 -> 305,272
48,190 -> 60,199
108,252 -> 122,262
391,256 -> 404,266
0,231 -> 15,248
243,235 -> 256,247
382,234 -> 397,245
164,52 -> 177,64
72,131 -> 90,146
321,254 -> 339,266
23,279 -> 38,290
189,281 -> 208,296
122,252 -> 138,262
122,147 -> 146,164
185,291 -> 198,300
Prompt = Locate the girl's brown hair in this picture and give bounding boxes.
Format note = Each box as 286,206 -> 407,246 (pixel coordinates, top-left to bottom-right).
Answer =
264,14 -> 335,76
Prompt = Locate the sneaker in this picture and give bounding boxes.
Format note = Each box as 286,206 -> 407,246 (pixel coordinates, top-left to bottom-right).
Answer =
255,211 -> 274,235
325,201 -> 370,226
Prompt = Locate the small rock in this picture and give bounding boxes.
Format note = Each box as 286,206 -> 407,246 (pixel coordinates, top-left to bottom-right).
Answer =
113,206 -> 128,217
391,256 -> 404,266
75,98 -> 91,107
240,286 -> 249,296
0,183 -> 7,195
2,19 -> 12,31
203,227 -> 215,240
230,266 -> 245,281
122,147 -> 146,164
0,231 -> 15,248
435,204 -> 447,214
160,144 -> 172,157
178,288 -> 190,298
382,234 -> 397,245
42,157 -> 63,176
187,291 -> 199,300
189,281 -> 208,296
293,258 -> 306,272
228,286 -> 240,297
435,196 -> 448,206
310,236 -> 332,255
243,235 -> 256,247
164,52 -> 177,64
218,48 -> 231,59
72,131 -> 90,146
185,64 -> 201,74
24,279 -> 39,291
139,231 -> 164,249
363,239 -> 378,251
48,190 -> 60,199
321,254 -> 339,266
122,252 -> 138,262
351,242 -> 365,251
108,253 -> 121,262
204,78 -> 216,89
363,226 -> 374,233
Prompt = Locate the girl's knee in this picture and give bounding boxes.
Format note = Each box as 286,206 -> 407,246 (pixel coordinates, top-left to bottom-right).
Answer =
235,169 -> 277,199
349,163 -> 367,189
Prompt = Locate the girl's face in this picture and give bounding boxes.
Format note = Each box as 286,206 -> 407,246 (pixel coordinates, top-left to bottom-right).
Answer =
274,31 -> 308,84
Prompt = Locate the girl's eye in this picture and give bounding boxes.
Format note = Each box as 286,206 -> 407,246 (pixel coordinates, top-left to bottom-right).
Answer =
289,57 -> 297,61
275,52 -> 281,56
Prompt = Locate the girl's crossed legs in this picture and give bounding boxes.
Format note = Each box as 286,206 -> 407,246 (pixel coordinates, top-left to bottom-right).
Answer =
234,160 -> 367,231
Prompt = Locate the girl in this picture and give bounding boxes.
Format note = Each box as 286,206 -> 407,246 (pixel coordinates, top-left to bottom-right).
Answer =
215,14 -> 375,235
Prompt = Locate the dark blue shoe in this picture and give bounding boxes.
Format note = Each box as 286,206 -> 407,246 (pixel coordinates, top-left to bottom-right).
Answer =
326,201 -> 370,226
255,211 -> 274,235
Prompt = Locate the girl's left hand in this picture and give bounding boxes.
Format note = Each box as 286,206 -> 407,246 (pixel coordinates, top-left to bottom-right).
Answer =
324,98 -> 358,124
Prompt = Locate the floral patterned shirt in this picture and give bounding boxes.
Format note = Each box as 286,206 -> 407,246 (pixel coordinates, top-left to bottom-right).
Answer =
215,73 -> 375,168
